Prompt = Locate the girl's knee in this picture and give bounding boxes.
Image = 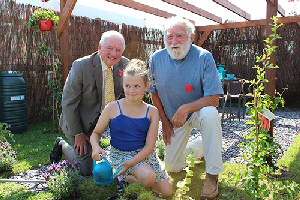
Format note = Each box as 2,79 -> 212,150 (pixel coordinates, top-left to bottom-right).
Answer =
141,171 -> 156,188
156,180 -> 173,197
134,165 -> 156,188
161,184 -> 173,197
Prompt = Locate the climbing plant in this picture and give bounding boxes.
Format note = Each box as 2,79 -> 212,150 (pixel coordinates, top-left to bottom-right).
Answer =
231,16 -> 291,199
39,40 -> 63,129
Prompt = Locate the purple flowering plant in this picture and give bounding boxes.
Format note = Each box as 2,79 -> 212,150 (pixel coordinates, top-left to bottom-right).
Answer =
45,160 -> 81,199
43,159 -> 79,181
0,139 -> 18,174
0,123 -> 17,175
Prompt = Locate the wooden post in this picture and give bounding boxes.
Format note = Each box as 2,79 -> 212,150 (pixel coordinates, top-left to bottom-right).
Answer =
265,0 -> 278,168
60,0 -> 70,84
265,0 -> 277,136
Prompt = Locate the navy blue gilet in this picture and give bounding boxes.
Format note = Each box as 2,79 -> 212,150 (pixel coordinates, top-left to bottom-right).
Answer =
110,100 -> 150,151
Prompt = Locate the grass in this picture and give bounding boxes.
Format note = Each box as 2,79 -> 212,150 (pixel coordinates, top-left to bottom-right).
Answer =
0,120 -> 300,199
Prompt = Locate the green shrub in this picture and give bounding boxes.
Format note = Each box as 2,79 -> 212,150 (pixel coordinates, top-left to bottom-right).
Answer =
0,123 -> 14,143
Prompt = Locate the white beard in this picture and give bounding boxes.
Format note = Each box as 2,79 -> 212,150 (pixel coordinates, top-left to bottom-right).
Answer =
166,40 -> 191,60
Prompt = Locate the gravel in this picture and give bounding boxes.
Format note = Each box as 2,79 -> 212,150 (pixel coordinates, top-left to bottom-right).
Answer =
7,109 -> 300,193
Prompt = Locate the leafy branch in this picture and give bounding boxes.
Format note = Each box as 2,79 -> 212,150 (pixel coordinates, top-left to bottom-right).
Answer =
233,16 -> 287,199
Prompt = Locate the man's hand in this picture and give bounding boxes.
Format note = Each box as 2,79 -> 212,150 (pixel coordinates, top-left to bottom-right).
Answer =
172,105 -> 189,128
74,133 -> 90,156
161,119 -> 174,145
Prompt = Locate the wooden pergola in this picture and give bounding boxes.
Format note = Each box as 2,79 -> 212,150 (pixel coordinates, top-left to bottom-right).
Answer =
57,0 -> 300,143
57,0 -> 300,83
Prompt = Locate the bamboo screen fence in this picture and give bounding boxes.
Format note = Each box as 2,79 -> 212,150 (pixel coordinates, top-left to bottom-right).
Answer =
0,0 -> 299,124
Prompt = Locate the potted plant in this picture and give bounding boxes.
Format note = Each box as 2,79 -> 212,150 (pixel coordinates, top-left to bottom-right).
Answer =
29,8 -> 59,31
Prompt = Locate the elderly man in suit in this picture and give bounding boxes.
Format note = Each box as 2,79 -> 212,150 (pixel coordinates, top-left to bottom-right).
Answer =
51,30 -> 129,176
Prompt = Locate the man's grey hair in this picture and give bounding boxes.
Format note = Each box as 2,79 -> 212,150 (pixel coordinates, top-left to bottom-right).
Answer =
99,30 -> 126,52
163,17 -> 195,39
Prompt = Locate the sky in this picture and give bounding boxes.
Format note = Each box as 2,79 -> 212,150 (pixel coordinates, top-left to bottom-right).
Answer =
15,0 -> 300,29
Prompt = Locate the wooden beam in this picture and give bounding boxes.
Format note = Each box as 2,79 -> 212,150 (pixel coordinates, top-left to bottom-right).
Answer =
57,0 -> 77,38
197,30 -> 212,46
105,0 -> 174,18
269,0 -> 285,16
265,0 -> 277,99
161,0 -> 222,23
212,0 -> 251,20
59,0 -> 74,83
196,15 -> 300,31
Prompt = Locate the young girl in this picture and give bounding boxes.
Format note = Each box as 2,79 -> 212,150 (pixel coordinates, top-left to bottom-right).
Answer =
90,59 -> 173,197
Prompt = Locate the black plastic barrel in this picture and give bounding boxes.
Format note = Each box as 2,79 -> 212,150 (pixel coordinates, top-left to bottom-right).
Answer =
0,71 -> 27,133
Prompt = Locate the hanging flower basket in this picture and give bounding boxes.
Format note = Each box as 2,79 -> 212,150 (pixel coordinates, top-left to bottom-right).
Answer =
42,0 -> 50,2
38,19 -> 54,31
29,9 -> 59,32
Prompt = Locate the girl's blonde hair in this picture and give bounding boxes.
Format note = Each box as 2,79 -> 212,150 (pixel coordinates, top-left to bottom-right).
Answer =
124,59 -> 149,85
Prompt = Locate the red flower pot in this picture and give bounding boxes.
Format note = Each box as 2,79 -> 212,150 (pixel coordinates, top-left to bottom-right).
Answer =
42,0 -> 50,2
38,19 -> 53,31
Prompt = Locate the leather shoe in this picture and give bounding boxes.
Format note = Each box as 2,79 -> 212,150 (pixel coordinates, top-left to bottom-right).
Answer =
200,173 -> 219,199
50,137 -> 63,163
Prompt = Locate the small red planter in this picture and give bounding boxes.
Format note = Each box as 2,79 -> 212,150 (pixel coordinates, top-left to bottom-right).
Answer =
258,109 -> 275,131
42,0 -> 50,2
38,19 -> 53,31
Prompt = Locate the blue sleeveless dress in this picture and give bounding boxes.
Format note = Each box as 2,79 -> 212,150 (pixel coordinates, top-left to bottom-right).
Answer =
108,100 -> 168,182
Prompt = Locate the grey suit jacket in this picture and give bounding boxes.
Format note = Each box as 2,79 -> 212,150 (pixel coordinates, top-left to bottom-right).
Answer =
60,52 -> 129,137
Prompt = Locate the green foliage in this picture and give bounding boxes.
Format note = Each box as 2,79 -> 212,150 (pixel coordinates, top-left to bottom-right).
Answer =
230,16 -> 297,199
48,58 -> 63,125
100,137 -> 111,149
155,138 -> 165,160
174,150 -> 198,199
29,8 -> 59,32
0,182 -> 36,199
123,183 -> 157,200
0,123 -> 14,144
77,178 -> 117,200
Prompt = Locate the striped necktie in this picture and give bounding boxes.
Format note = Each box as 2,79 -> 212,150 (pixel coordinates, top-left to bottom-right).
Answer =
105,67 -> 115,106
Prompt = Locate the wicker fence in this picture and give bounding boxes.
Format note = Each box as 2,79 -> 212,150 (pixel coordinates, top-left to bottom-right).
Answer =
1,0 -> 299,124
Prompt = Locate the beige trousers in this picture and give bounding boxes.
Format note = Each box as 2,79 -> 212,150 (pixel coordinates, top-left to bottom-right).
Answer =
164,106 -> 224,175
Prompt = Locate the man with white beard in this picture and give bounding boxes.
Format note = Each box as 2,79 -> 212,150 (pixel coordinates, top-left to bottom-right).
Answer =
149,17 -> 224,199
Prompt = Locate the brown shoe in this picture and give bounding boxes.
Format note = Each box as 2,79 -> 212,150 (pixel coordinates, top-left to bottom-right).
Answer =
200,173 -> 219,199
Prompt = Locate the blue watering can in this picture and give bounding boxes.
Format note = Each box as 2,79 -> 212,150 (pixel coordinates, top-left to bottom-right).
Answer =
92,157 -> 124,185
217,65 -> 227,80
